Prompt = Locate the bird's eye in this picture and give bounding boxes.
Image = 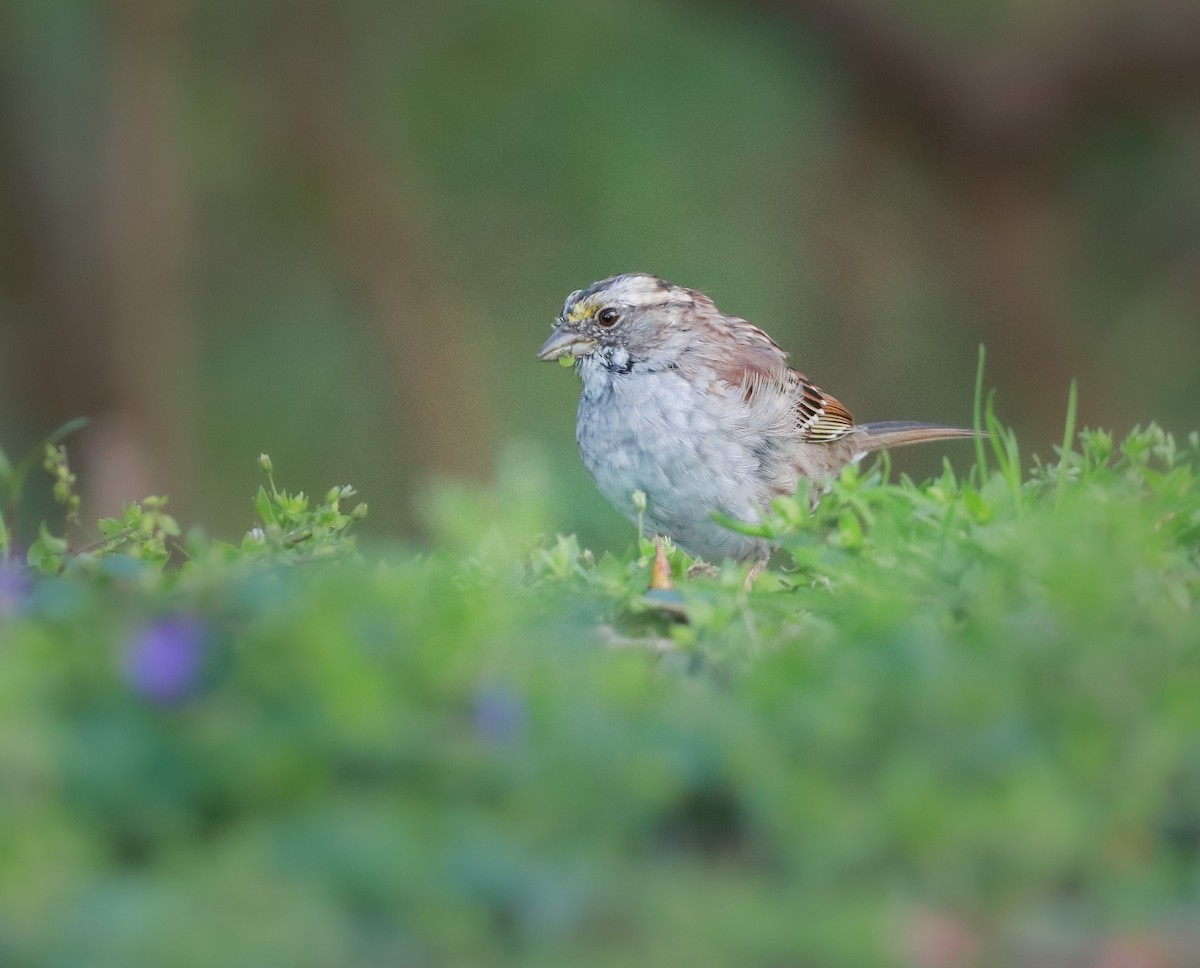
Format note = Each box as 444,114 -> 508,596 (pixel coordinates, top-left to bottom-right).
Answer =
597,307 -> 620,326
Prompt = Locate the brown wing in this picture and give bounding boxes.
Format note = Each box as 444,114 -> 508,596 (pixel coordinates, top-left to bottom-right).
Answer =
674,310 -> 857,442
794,373 -> 856,442
682,315 -> 794,403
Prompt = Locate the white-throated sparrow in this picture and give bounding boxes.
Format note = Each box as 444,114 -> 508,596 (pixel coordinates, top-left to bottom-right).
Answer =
539,273 -> 974,564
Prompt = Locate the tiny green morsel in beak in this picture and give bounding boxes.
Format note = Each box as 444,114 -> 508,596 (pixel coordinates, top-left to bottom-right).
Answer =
537,324 -> 597,362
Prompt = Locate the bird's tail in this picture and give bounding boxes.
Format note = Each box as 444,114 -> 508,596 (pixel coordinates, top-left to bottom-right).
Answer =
856,421 -> 978,456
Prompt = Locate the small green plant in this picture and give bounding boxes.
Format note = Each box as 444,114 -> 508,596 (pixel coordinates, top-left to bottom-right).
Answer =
233,453 -> 367,562
1,390 -> 1198,968
0,417 -> 88,561
4,431 -> 367,575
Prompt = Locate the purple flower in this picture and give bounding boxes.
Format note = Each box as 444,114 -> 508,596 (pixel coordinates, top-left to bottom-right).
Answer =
0,565 -> 29,617
473,683 -> 527,744
123,616 -> 208,703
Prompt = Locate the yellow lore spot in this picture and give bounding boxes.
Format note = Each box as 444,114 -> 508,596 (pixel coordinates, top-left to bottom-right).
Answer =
565,299 -> 598,324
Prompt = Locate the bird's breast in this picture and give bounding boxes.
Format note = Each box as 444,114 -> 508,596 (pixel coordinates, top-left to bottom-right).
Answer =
573,364 -> 776,561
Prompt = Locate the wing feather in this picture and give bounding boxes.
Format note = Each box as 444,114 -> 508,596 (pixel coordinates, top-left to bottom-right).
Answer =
675,312 -> 856,443
794,374 -> 855,441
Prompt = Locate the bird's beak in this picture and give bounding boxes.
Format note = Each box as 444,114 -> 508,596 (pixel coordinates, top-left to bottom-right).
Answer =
537,324 -> 597,362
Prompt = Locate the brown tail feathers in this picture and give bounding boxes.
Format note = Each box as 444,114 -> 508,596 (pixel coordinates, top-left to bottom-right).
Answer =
856,421 -> 979,456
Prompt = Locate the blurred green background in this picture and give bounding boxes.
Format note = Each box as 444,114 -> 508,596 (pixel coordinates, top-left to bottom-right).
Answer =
3,0 -> 1199,551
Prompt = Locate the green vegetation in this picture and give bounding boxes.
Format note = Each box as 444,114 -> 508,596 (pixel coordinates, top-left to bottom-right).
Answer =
2,404 -> 1199,966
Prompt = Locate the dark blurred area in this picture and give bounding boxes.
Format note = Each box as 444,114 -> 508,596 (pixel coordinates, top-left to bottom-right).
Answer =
3,0 -> 1199,553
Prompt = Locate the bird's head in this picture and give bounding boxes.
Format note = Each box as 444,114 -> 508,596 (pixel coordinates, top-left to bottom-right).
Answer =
537,273 -> 710,368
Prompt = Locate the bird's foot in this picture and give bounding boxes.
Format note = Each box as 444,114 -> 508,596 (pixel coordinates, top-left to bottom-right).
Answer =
743,558 -> 767,590
649,535 -> 674,591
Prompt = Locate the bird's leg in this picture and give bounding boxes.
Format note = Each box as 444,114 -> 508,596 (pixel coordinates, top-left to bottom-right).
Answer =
643,535 -> 689,622
649,535 -> 675,591
743,557 -> 767,590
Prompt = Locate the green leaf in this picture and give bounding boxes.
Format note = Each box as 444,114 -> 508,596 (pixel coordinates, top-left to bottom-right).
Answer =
98,517 -> 126,539
4,417 -> 89,525
43,416 -> 90,449
27,521 -> 68,575
255,485 -> 278,527
280,491 -> 309,515
709,510 -> 774,538
836,511 -> 864,548
962,489 -> 992,524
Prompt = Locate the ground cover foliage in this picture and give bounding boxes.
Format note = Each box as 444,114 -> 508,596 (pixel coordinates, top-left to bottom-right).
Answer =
2,399 -> 1199,966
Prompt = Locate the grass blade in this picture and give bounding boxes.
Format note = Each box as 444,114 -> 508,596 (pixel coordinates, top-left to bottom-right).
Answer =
973,345 -> 988,485
1056,379 -> 1078,508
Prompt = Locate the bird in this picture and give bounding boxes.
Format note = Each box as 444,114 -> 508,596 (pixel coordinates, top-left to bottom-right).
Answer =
537,272 -> 974,566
